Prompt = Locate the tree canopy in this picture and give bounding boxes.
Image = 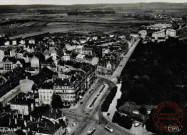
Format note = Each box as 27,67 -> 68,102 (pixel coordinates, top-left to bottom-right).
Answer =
51,94 -> 63,109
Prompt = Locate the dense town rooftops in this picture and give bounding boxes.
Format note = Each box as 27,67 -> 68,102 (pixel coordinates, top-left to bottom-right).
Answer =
2,57 -> 17,63
25,44 -> 36,49
42,57 -> 55,65
15,48 -> 25,54
4,49 -> 11,56
54,78 -> 71,87
0,76 -> 6,85
23,52 -> 33,57
81,65 -> 91,73
147,23 -> 172,30
53,70 -> 84,87
27,118 -> 63,134
1,67 -> 24,80
58,60 -> 65,66
43,108 -> 64,120
9,93 -> 35,105
30,67 -> 57,83
83,46 -> 93,51
85,55 -> 93,60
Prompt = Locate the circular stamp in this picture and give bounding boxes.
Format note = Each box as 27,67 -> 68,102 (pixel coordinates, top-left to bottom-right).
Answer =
152,101 -> 183,132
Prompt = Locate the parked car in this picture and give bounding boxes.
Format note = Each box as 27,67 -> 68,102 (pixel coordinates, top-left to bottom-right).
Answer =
105,125 -> 113,133
87,128 -> 96,135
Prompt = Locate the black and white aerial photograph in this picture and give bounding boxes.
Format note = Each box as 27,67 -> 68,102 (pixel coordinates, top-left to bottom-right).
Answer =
0,0 -> 187,135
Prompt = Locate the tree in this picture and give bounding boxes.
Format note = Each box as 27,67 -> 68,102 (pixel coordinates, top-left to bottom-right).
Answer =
31,105 -> 50,118
31,84 -> 38,91
128,85 -> 148,105
145,110 -> 165,135
164,69 -> 173,77
51,94 -> 63,109
138,106 -> 147,115
183,106 -> 187,132
112,111 -> 132,129
15,130 -> 25,135
28,131 -> 33,135
0,102 -> 2,111
101,86 -> 117,112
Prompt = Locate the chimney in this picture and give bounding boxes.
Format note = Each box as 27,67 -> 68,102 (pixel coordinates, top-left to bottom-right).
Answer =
9,118 -> 11,126
15,118 -> 17,125
30,115 -> 33,121
37,123 -> 40,132
31,103 -> 34,111
24,120 -> 27,128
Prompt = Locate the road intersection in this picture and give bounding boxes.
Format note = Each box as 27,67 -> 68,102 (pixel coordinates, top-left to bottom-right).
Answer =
62,38 -> 140,135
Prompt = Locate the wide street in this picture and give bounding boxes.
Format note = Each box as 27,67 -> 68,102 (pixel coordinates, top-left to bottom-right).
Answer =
62,78 -> 117,135
63,78 -> 134,135
62,39 -> 140,135
112,38 -> 140,79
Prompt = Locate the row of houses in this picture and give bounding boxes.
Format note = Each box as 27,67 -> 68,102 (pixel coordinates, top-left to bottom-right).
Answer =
0,93 -> 67,135
0,30 -> 130,105
36,62 -> 96,106
3,39 -> 35,46
138,27 -> 177,44
0,68 -> 26,99
0,30 -> 131,135
151,29 -> 176,41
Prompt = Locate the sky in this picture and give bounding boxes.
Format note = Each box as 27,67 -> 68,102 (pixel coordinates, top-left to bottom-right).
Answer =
0,0 -> 186,5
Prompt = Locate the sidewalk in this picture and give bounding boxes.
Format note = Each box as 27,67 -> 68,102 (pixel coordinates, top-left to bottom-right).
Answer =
87,83 -> 109,109
66,117 -> 80,135
97,38 -> 141,84
68,79 -> 99,110
101,38 -> 152,135
96,74 -> 117,84
100,39 -> 141,121
103,111 -> 152,135
111,38 -> 140,78
103,82 -> 122,121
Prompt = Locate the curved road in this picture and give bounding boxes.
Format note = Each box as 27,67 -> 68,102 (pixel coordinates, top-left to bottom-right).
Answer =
62,78 -> 134,135
62,39 -> 140,135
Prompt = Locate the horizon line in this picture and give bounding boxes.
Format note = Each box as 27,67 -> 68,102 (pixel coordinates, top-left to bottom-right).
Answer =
0,2 -> 186,6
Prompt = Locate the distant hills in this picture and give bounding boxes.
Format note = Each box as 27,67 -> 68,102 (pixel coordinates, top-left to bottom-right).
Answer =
0,3 -> 186,13
0,2 -> 186,7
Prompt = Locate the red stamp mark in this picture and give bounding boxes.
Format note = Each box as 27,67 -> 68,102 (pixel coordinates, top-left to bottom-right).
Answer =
152,101 -> 183,132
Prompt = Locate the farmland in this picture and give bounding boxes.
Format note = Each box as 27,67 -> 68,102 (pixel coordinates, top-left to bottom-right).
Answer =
0,3 -> 186,39
0,18 -> 151,39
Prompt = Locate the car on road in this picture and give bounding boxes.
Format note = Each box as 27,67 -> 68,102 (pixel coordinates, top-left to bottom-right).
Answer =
73,122 -> 77,126
105,125 -> 113,133
87,128 -> 96,135
134,122 -> 140,127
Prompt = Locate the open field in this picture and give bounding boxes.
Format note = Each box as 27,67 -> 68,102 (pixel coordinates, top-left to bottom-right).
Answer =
0,16 -> 164,39
1,3 -> 186,38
